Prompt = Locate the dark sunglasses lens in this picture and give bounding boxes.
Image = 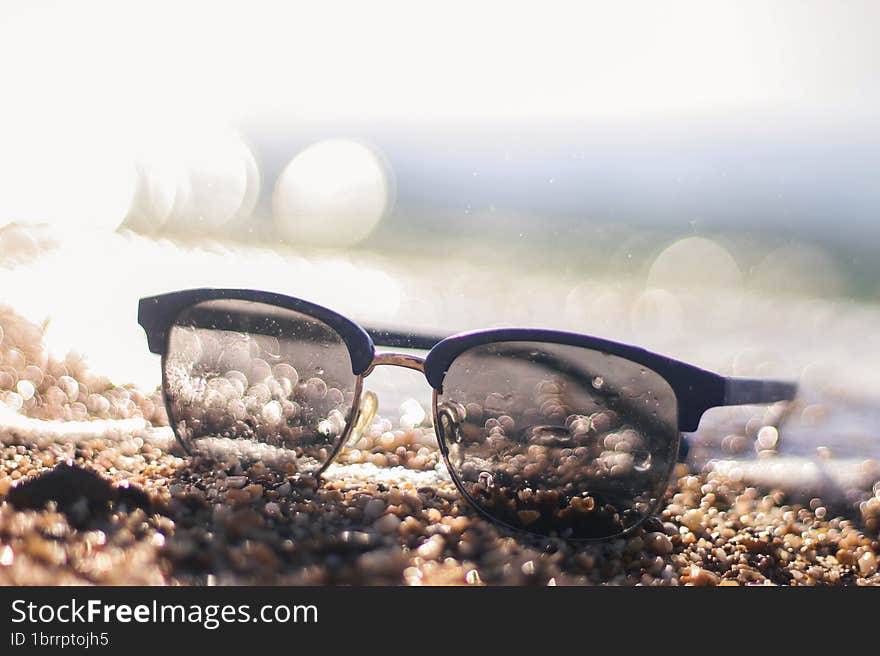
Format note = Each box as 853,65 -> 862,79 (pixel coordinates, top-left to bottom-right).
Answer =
164,299 -> 358,473
436,341 -> 679,539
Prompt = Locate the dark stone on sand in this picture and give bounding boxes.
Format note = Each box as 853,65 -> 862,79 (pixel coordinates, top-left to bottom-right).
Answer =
7,463 -> 153,522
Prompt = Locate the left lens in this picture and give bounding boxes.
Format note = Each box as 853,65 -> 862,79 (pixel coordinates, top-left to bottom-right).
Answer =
163,299 -> 359,473
436,340 -> 679,540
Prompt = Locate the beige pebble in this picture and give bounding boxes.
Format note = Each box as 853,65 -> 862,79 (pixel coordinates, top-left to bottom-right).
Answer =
858,551 -> 877,577
16,379 -> 35,401
416,535 -> 445,560
645,532 -> 673,555
225,488 -> 251,504
403,493 -> 423,512
808,565 -> 825,581
25,535 -> 66,566
680,509 -> 705,533
224,476 -> 248,489
836,549 -> 857,566
685,566 -> 719,586
22,365 -> 43,385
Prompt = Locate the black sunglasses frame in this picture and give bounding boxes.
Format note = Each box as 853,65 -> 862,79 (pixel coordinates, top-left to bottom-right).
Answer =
138,288 -> 797,540
139,287 -> 796,431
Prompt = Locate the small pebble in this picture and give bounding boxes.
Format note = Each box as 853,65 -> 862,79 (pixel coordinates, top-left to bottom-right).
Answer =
224,476 -> 248,489
374,513 -> 402,534
0,545 -> 14,567
416,535 -> 445,560
685,566 -> 719,586
680,509 -> 705,534
645,532 -> 674,555
363,498 -> 386,521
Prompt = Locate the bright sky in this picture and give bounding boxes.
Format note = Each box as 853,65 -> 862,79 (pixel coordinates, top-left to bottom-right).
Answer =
1,0 -> 877,128
1,1 -> 877,236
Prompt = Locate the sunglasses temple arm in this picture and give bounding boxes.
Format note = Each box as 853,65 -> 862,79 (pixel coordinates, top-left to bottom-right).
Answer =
722,377 -> 798,406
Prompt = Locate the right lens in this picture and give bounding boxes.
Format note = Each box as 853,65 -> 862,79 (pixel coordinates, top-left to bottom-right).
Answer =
436,340 -> 679,540
163,299 -> 359,473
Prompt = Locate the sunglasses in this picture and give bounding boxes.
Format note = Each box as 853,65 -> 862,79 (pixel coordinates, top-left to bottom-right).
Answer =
138,288 -> 797,541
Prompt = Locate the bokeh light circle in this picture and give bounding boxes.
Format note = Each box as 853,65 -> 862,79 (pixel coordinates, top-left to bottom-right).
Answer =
125,128 -> 260,235
648,236 -> 742,289
273,139 -> 390,248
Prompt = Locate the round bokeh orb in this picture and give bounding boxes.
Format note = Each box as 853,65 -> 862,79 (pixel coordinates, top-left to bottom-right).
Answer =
272,139 -> 390,248
647,236 -> 742,289
125,128 -> 261,235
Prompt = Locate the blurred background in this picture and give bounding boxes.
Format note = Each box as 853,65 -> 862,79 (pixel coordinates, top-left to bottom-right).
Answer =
1,1 -> 878,476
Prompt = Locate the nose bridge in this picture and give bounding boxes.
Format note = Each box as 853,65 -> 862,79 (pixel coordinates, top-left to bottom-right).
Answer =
364,352 -> 426,376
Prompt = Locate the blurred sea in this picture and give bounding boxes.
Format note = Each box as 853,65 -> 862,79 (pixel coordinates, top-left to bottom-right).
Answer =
242,117 -> 880,301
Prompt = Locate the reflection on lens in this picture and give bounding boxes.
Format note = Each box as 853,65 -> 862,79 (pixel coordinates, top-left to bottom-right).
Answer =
437,341 -> 679,539
164,299 -> 357,473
